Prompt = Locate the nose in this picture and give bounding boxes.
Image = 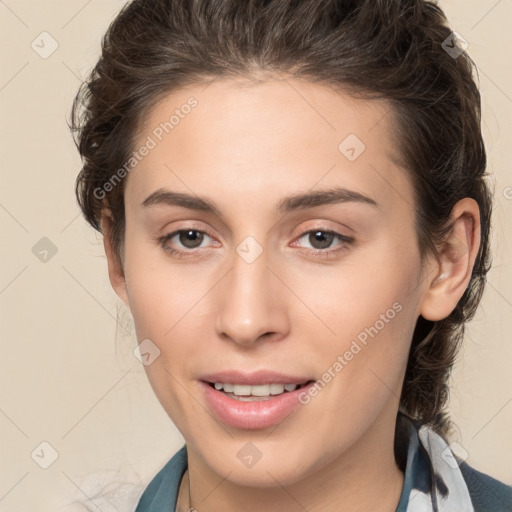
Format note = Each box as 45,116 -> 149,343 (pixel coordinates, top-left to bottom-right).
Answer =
214,246 -> 290,347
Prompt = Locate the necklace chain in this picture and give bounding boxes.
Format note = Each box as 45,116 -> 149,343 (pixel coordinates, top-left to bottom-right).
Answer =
187,469 -> 193,511
188,473 -> 192,511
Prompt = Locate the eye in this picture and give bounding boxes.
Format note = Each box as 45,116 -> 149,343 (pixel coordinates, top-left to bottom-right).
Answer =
159,228 -> 216,255
293,229 -> 354,255
157,227 -> 353,259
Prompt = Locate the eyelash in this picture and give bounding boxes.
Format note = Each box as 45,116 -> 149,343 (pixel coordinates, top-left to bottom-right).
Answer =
157,228 -> 354,259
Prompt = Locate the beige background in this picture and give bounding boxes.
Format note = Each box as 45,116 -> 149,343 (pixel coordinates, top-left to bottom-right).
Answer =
0,1 -> 511,510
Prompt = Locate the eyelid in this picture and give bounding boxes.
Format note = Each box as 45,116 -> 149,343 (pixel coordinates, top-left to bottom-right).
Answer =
295,228 -> 351,241
291,228 -> 353,249
160,227 -> 218,249
291,218 -> 355,237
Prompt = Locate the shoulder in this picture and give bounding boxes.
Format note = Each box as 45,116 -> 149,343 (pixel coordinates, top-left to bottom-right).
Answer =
134,445 -> 188,512
459,460 -> 512,512
398,413 -> 512,512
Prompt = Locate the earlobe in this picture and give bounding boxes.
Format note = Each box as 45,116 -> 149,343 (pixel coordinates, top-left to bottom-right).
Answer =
100,208 -> 130,307
420,198 -> 481,322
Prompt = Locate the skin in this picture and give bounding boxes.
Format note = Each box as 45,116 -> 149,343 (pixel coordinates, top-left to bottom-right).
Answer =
100,76 -> 480,512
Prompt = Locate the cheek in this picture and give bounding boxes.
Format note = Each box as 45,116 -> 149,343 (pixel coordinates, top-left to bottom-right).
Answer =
122,242 -> 210,428
294,239 -> 419,344
300,240 -> 420,397
122,234 -> 207,340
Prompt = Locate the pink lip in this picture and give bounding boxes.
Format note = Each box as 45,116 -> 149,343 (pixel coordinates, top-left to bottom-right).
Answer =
199,369 -> 313,386
200,379 -> 316,430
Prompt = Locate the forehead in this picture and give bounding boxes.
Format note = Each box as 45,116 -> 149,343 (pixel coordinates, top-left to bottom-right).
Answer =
126,77 -> 414,216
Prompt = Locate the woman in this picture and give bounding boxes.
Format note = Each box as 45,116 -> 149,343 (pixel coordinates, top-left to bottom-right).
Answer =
71,0 -> 512,510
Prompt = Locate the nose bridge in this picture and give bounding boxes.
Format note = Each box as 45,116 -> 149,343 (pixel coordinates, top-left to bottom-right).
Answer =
214,243 -> 288,345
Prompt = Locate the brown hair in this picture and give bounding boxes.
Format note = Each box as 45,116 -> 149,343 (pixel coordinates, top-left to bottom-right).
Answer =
70,0 -> 493,467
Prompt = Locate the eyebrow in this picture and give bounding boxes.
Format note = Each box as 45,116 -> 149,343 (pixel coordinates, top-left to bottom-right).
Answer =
141,186 -> 378,216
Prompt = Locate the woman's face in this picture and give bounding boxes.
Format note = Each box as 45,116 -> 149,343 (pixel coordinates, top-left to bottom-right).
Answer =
113,77 -> 436,486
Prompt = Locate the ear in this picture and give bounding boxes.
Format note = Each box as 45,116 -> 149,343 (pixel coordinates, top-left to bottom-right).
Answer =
419,198 -> 481,321
100,208 -> 130,307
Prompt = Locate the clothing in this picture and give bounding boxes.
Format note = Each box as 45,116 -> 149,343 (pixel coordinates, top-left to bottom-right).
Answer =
134,415 -> 512,511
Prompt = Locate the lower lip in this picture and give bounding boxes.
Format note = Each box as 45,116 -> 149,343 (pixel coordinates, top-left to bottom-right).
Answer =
200,380 -> 315,429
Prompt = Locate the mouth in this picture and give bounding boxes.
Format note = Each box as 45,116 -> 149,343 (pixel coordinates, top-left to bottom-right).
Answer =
203,380 -> 315,401
200,378 -> 317,429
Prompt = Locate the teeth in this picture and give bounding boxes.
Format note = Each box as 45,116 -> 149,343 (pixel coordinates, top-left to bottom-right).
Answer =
212,382 -> 303,396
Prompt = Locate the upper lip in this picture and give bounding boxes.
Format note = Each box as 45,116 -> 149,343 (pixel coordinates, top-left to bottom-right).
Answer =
200,370 -> 314,386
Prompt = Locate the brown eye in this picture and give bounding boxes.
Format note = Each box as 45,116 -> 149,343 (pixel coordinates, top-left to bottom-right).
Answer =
293,229 -> 354,257
178,230 -> 205,249
308,230 -> 335,249
160,229 -> 213,253
298,230 -> 340,250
